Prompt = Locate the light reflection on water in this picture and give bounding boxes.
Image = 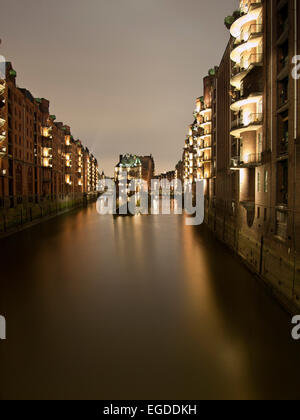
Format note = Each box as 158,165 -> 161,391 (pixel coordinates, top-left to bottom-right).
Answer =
0,204 -> 300,400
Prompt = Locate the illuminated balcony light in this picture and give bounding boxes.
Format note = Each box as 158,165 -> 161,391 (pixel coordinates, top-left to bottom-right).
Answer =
199,133 -> 211,140
199,108 -> 212,116
42,147 -> 52,158
230,94 -> 263,112
230,5 -> 263,38
230,53 -> 263,88
230,113 -> 263,137
199,120 -> 212,129
0,146 -> 7,155
42,158 -> 52,168
0,84 -> 5,95
42,127 -> 52,138
230,37 -> 262,63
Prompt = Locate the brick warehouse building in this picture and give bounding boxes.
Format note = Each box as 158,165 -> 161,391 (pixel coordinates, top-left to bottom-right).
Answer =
0,61 -> 99,210
179,0 -> 300,311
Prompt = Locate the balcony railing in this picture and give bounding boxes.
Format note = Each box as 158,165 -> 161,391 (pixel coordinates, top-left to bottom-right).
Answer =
240,24 -> 263,44
231,153 -> 262,168
240,53 -> 263,71
231,113 -> 263,130
232,53 -> 263,78
240,0 -> 262,15
0,145 -> 7,156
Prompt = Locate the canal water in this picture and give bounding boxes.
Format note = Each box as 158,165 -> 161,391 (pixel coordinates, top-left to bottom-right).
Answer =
0,204 -> 300,400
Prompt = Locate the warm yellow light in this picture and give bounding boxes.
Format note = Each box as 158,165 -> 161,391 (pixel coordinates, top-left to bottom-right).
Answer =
199,108 -> 212,116
42,127 -> 50,137
230,38 -> 262,63
230,6 -> 263,38
230,95 -> 263,112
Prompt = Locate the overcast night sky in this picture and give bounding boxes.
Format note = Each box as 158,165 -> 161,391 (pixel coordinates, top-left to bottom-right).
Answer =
0,0 -> 239,176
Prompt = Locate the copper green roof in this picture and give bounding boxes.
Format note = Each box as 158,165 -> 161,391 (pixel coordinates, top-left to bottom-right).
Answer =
119,154 -> 142,168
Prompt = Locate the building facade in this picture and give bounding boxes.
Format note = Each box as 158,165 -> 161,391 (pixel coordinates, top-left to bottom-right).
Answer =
0,60 -> 99,210
183,68 -> 218,202
115,154 -> 155,191
140,155 -> 155,188
179,0 -> 300,311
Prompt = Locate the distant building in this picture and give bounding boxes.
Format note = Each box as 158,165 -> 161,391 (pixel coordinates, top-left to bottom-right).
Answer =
115,154 -> 155,191
175,160 -> 184,184
115,154 -> 142,183
140,155 -> 155,188
0,61 -> 99,208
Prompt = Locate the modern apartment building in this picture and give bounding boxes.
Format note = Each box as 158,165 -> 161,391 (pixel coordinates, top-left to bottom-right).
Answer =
0,60 -> 99,209
179,0 -> 300,310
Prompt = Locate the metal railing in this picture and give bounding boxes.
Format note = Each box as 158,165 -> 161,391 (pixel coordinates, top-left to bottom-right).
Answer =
231,53 -> 263,78
231,113 -> 263,130
241,53 -> 263,70
231,153 -> 262,168
245,153 -> 262,164
240,24 -> 263,43
240,0 -> 262,15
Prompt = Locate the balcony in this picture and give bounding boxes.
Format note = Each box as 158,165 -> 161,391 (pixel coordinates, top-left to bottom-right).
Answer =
231,35 -> 263,64
230,113 -> 263,137
230,93 -> 262,112
230,153 -> 262,169
42,157 -> 53,168
0,145 -> 7,157
199,132 -> 212,140
199,106 -> 212,116
198,144 -> 212,152
230,1 -> 262,39
236,24 -> 263,47
230,54 -> 263,88
0,130 -> 5,142
197,157 -> 211,165
199,119 -> 212,129
0,81 -> 5,96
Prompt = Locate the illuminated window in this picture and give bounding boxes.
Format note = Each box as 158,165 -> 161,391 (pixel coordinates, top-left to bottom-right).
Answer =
257,171 -> 261,192
264,170 -> 268,193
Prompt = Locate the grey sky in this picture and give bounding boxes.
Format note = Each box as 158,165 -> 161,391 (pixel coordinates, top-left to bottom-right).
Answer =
0,0 -> 239,176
